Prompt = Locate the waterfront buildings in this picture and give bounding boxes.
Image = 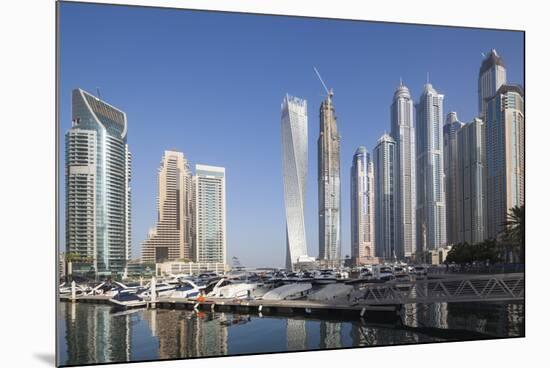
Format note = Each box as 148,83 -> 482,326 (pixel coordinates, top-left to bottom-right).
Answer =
373,134 -> 397,261
443,112 -> 465,245
457,118 -> 487,244
318,89 -> 342,266
485,84 -> 525,239
194,164 -> 227,265
415,83 -> 447,251
350,146 -> 375,265
390,82 -> 417,259
281,94 -> 310,270
478,49 -> 507,120
141,151 -> 194,263
65,88 -> 131,276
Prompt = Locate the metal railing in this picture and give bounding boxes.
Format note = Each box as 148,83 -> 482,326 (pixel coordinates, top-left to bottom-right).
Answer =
351,273 -> 524,306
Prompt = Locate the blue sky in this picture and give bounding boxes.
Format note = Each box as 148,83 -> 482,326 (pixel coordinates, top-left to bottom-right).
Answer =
58,2 -> 524,268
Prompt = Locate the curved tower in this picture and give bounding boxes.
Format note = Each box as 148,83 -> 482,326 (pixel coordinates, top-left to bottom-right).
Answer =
478,49 -> 507,120
66,88 -> 131,275
281,94 -> 309,270
390,82 -> 416,259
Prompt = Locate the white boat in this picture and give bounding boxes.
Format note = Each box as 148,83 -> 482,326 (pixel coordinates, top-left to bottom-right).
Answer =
313,269 -> 338,284
207,278 -> 262,299
109,291 -> 147,308
170,279 -> 204,299
139,282 -> 177,298
308,283 -> 354,302
372,265 -> 394,281
262,283 -> 312,300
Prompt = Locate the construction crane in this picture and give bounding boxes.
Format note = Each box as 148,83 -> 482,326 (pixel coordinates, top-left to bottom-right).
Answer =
313,66 -> 333,98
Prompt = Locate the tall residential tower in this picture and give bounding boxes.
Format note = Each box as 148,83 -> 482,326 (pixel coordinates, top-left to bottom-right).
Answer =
281,94 -> 310,270
141,151 -> 194,263
415,83 -> 447,251
318,89 -> 342,266
374,134 -> 397,261
479,49 -> 507,120
350,146 -> 375,265
65,88 -> 131,276
390,82 -> 416,259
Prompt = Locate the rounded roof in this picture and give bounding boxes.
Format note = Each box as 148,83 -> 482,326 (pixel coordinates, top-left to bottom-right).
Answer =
354,146 -> 368,155
393,84 -> 411,99
479,49 -> 505,75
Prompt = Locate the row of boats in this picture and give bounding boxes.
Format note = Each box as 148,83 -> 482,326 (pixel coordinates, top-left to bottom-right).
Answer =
59,266 -> 427,309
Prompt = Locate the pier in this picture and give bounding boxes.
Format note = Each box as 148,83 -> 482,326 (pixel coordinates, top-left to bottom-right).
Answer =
59,273 -> 524,321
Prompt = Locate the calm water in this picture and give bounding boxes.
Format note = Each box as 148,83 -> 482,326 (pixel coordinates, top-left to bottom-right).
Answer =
57,301 -> 524,366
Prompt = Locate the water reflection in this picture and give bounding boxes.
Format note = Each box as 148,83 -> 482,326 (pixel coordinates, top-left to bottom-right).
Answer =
58,301 -> 524,366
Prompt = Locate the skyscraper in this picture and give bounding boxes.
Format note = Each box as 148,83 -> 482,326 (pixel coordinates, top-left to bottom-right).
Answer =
281,94 -> 309,270
390,82 -> 416,259
457,118 -> 487,244
478,49 -> 507,120
318,89 -> 341,266
350,146 -> 375,265
194,164 -> 226,265
415,83 -> 447,251
141,151 -> 194,263
485,84 -> 524,239
443,112 -> 464,245
374,134 -> 397,260
66,88 -> 131,276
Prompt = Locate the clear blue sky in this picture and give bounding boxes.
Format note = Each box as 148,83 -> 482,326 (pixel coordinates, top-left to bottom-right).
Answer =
58,2 -> 524,268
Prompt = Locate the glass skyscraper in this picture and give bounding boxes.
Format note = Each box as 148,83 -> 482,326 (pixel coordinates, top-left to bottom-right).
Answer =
390,82 -> 416,259
65,88 -> 131,276
443,112 -> 464,245
281,94 -> 310,270
415,83 -> 447,251
194,164 -> 226,265
485,84 -> 525,239
374,134 -> 397,260
478,49 -> 507,121
350,146 -> 375,264
318,89 -> 341,266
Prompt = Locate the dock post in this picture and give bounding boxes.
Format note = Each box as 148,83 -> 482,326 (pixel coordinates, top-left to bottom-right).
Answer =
150,276 -> 156,309
258,305 -> 263,312
360,307 -> 366,317
71,280 -> 76,302
139,276 -> 143,287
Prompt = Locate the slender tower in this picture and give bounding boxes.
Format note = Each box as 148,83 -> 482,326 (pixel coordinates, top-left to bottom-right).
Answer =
415,82 -> 447,251
350,146 -> 375,265
318,87 -> 341,266
66,88 -> 131,276
443,112 -> 464,245
281,94 -> 309,270
374,134 -> 397,261
390,81 -> 416,259
478,49 -> 507,121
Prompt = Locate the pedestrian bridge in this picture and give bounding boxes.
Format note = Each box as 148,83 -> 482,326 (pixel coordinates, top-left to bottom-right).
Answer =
351,273 -> 524,306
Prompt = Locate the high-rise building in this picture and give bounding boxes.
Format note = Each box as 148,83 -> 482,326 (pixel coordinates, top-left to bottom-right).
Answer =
194,164 -> 226,265
281,94 -> 310,270
443,112 -> 465,245
478,49 -> 507,120
66,88 -> 131,276
390,82 -> 416,259
457,118 -> 487,244
350,146 -> 375,265
485,84 -> 524,239
141,151 -> 194,263
318,89 -> 341,266
374,134 -> 397,260
415,83 -> 447,251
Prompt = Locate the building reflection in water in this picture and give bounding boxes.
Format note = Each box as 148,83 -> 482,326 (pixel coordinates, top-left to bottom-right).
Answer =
286,319 -> 307,351
320,321 -> 342,349
63,303 -> 132,365
143,309 -> 228,359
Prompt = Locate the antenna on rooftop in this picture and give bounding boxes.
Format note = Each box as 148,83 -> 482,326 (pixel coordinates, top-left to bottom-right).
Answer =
96,87 -> 101,99
313,66 -> 332,97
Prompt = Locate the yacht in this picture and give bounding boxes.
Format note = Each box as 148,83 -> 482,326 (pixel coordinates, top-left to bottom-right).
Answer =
308,283 -> 354,303
169,279 -> 203,299
139,282 -> 178,298
372,265 -> 394,281
261,282 -> 312,300
207,278 -> 263,299
313,269 -> 338,284
109,290 -> 146,308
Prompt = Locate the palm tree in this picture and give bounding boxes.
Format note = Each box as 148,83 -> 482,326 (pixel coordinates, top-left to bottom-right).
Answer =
501,205 -> 525,263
